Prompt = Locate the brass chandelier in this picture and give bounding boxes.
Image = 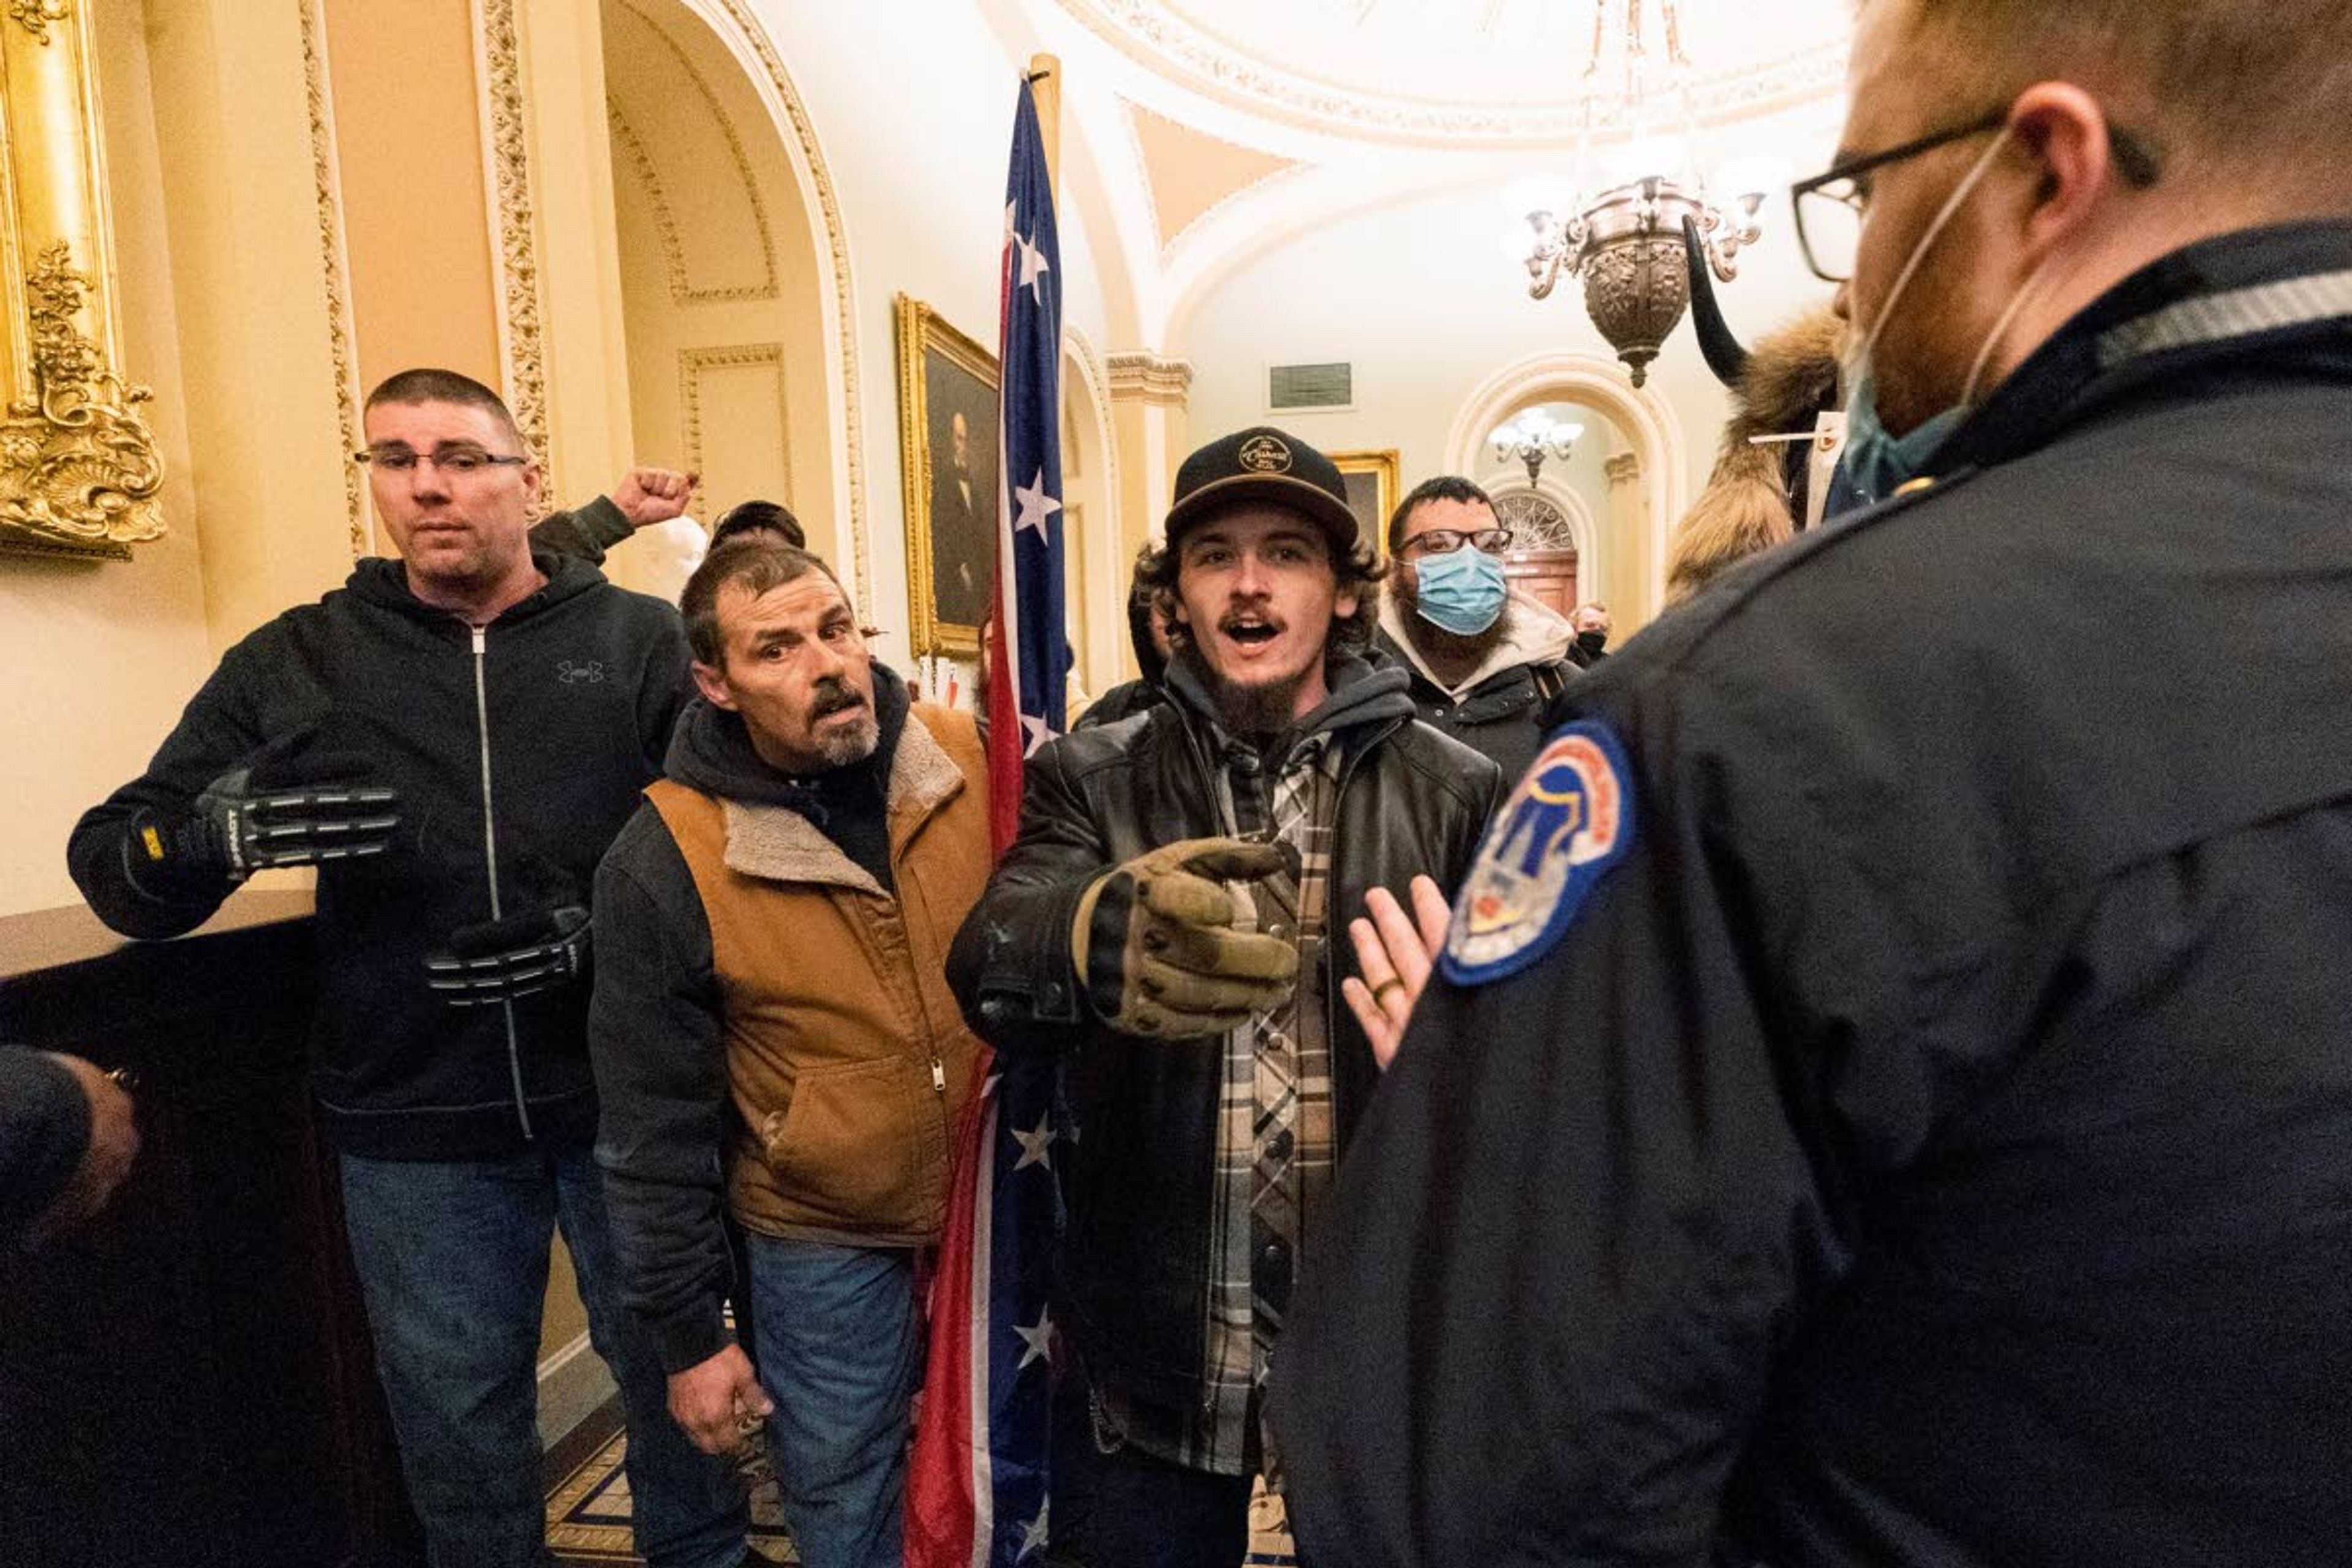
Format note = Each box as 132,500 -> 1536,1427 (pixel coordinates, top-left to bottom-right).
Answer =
1520,0 -> 1766,385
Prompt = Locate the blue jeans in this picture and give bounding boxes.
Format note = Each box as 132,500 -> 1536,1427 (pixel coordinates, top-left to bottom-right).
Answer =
340,1144 -> 748,1568
741,1234 -> 919,1568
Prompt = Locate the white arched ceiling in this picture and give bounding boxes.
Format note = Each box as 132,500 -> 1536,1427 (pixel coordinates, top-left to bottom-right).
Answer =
967,0 -> 1852,355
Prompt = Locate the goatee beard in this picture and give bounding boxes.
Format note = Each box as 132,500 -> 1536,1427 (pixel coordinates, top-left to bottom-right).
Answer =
1174,646 -> 1305,741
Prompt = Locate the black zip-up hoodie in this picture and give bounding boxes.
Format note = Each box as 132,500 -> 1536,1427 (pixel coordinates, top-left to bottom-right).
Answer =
69,551 -> 691,1159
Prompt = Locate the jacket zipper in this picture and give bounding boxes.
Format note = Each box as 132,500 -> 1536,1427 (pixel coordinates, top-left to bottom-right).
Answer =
471,625 -> 533,1140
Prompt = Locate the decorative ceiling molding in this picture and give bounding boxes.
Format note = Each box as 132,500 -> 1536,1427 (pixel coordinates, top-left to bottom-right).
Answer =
1055,0 -> 1847,146
614,0 -> 779,304
300,0 -> 367,557
1106,350 -> 1193,406
1120,100 -> 1306,255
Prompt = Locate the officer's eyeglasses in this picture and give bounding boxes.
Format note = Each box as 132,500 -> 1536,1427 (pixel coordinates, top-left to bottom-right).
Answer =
355,442 -> 530,477
1400,527 -> 1513,559
1791,107 -> 2164,284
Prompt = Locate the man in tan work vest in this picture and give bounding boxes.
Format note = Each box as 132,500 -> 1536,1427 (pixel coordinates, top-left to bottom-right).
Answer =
589,537 -> 991,1568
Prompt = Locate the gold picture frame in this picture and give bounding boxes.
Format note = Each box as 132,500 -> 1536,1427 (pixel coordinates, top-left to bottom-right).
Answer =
894,294 -> 1000,658
0,6 -> 166,560
1330,449 -> 1400,556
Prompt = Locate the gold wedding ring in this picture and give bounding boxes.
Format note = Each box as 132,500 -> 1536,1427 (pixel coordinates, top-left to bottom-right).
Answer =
1372,978 -> 1406,1005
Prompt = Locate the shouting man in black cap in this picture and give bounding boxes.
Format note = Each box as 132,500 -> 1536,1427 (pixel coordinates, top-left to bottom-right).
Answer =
948,426 -> 1500,1568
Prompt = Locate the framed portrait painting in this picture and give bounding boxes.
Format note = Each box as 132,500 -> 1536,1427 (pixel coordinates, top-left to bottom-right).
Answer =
1330,449 -> 1401,556
895,294 -> 1000,658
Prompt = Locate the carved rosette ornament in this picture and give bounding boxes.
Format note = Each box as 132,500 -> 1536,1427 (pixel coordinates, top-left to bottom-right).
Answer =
8,0 -> 69,45
1581,236 -> 1691,389
0,244 -> 164,556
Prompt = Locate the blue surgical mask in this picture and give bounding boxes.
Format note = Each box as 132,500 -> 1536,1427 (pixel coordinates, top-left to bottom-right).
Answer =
1412,546 -> 1508,636
1835,372 -> 1969,508
1833,126 -> 2024,514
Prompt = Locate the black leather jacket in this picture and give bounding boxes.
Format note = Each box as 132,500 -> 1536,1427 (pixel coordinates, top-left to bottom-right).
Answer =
947,657 -> 1500,1412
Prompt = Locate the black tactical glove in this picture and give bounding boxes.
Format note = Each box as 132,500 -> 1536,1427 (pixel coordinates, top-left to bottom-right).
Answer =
128,731 -> 399,894
1072,837 -> 1300,1039
425,905 -> 592,1006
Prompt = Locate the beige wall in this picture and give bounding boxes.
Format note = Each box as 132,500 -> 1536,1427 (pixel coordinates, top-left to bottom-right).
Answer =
604,0 -> 838,592
325,0 -> 503,400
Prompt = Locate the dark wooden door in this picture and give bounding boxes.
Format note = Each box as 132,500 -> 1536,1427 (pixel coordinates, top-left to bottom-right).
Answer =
1506,546 -> 1581,619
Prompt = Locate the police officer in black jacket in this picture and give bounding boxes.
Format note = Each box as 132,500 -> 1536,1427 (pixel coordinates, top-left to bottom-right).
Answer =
1275,4 -> 2352,1564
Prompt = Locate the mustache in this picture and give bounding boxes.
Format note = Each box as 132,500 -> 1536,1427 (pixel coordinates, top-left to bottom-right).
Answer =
1218,611 -> 1286,635
810,677 -> 867,718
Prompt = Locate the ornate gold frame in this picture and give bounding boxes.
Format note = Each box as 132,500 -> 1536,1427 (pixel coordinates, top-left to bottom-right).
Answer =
1330,448 -> 1400,556
0,4 -> 165,559
894,293 -> 998,658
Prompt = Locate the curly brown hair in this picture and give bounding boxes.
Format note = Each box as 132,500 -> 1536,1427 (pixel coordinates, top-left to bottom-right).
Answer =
1136,504 -> 1388,659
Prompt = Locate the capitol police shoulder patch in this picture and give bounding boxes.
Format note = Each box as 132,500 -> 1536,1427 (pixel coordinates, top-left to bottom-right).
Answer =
1442,720 -> 1637,986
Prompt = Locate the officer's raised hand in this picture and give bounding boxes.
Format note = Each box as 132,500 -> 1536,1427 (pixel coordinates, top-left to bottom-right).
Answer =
128,729 -> 398,895
1341,875 -> 1450,1070
1073,836 -> 1300,1039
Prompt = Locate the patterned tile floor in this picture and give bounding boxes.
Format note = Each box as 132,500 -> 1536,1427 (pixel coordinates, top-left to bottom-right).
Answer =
545,1431 -> 1297,1566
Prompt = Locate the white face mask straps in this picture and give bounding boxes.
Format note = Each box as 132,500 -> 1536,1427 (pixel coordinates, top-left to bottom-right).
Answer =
1856,124 -> 2016,374
1961,239 -> 2069,407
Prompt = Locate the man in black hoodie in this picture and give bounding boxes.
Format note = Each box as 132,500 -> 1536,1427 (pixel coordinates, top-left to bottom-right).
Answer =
948,428 -> 1499,1568
69,369 -> 747,1568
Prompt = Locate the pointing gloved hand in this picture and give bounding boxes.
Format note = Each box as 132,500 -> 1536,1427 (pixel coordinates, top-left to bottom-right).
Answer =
1072,837 -> 1300,1039
426,905 -> 593,1006
129,731 -> 399,894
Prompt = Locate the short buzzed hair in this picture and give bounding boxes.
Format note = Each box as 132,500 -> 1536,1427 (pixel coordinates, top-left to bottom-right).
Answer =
1387,475 -> 1494,554
679,538 -> 840,665
363,368 -> 523,444
1893,1 -> 2352,185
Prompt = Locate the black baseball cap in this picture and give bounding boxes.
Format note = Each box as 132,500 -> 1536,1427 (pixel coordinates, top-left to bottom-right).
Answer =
1164,426 -> 1359,556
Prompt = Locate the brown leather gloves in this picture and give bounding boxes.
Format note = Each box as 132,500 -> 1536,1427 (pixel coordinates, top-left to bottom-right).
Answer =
1072,837 -> 1301,1039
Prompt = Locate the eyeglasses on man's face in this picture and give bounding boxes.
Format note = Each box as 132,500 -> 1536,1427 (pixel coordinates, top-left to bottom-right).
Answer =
355,442 -> 530,477
1788,108 -> 2011,284
1790,105 -> 2164,285
1400,527 -> 1513,559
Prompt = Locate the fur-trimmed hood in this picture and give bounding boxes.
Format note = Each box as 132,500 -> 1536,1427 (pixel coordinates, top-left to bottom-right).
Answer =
1665,307 -> 1845,606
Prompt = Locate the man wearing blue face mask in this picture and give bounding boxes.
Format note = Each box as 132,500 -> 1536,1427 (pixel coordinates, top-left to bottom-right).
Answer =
1276,1 -> 2352,1564
1374,476 -> 1579,780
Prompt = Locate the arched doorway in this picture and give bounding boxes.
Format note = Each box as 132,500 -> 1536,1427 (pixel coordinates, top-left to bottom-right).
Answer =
1488,483 -> 1596,620
598,0 -> 856,601
1447,352 -> 1687,631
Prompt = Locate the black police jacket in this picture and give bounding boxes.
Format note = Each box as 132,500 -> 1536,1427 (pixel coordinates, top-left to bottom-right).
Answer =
69,552 -> 690,1160
947,655 -> 1499,1414
1275,221 -> 2352,1567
